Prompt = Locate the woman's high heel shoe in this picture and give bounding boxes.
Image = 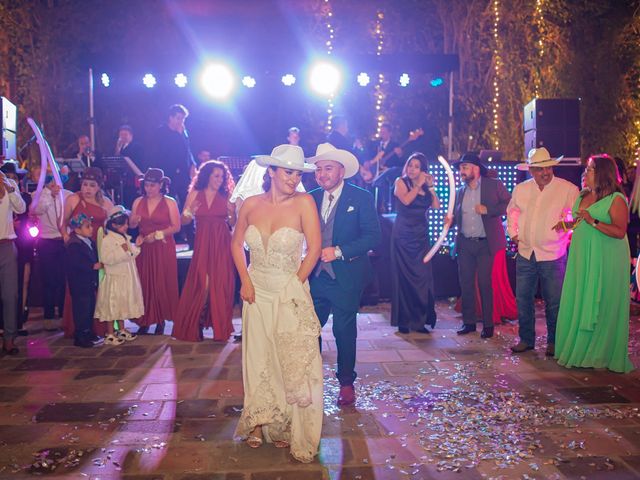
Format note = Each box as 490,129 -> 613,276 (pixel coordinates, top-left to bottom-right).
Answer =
246,435 -> 263,448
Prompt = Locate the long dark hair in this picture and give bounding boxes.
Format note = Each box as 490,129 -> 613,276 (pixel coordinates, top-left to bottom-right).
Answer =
105,211 -> 129,241
190,160 -> 234,196
584,154 -> 626,201
402,152 -> 429,191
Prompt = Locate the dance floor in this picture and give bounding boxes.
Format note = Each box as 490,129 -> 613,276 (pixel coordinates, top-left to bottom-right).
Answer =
1,301 -> 640,479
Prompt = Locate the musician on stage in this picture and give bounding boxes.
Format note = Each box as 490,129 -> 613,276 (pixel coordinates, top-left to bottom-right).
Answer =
113,125 -> 144,207
370,124 -> 404,213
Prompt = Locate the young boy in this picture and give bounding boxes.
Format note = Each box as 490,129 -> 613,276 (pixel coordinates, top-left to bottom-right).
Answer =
66,213 -> 102,348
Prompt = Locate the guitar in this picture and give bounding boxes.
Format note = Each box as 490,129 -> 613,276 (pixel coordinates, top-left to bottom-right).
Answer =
359,128 -> 424,183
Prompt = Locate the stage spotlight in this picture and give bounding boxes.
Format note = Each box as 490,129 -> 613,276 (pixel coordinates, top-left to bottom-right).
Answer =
174,73 -> 188,88
242,76 -> 256,88
100,73 -> 110,87
357,72 -> 370,87
309,62 -> 341,96
430,77 -> 444,87
143,73 -> 157,88
399,73 -> 410,87
201,63 -> 235,99
281,74 -> 296,87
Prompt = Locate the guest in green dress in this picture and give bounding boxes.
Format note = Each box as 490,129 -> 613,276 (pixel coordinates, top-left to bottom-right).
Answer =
555,154 -> 634,373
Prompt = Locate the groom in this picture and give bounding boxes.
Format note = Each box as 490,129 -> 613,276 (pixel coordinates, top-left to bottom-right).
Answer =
307,143 -> 381,406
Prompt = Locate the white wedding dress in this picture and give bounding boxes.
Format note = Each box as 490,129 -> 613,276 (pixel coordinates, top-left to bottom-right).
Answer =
235,225 -> 323,463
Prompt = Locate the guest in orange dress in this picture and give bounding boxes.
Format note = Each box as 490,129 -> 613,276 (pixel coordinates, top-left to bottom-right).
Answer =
173,160 -> 236,342
129,169 -> 181,335
61,167 -> 114,339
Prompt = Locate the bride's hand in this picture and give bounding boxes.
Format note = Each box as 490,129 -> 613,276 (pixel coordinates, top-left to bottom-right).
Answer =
240,280 -> 256,304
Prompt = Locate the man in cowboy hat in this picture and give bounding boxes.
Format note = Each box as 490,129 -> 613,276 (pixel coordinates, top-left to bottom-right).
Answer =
448,152 -> 511,339
508,147 -> 579,356
307,143 -> 381,406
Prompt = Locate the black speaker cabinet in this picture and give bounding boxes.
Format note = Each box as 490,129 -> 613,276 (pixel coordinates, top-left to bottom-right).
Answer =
523,98 -> 579,132
1,97 -> 17,133
524,127 -> 580,158
2,129 -> 16,161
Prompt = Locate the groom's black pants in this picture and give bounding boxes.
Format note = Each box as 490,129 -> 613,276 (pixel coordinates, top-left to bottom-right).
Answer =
311,271 -> 359,387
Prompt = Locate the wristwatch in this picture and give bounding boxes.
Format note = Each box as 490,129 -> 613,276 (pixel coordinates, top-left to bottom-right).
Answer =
334,245 -> 344,260
592,219 -> 600,226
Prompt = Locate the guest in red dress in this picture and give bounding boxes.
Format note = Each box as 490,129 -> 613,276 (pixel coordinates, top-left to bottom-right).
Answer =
173,160 -> 236,342
62,167 -> 114,339
129,169 -> 181,335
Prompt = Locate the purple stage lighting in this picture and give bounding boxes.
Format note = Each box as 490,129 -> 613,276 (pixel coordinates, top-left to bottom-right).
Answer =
399,73 -> 410,87
174,73 -> 188,88
142,73 -> 157,88
242,76 -> 256,88
281,74 -> 296,87
309,62 -> 341,96
101,73 -> 110,87
357,72 -> 370,87
201,64 -> 234,99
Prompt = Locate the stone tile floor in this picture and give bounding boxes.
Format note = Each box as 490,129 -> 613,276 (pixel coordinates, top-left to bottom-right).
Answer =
1,301 -> 639,479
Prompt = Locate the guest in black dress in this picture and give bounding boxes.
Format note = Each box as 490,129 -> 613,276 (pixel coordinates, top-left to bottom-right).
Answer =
390,152 -> 441,334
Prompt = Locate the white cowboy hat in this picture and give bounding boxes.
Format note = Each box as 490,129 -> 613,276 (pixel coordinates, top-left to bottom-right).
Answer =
306,143 -> 360,179
517,147 -> 564,171
254,145 -> 316,173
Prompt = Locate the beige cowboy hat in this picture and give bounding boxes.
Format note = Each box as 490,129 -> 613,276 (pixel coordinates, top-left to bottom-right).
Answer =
254,144 -> 316,173
517,147 -> 564,171
306,143 -> 360,179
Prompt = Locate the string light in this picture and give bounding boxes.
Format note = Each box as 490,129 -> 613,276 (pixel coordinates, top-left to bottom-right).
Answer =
533,0 -> 545,97
322,0 -> 335,131
492,0 -> 501,150
374,11 -> 386,138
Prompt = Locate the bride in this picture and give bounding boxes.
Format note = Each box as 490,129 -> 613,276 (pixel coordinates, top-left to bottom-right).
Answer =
231,145 -> 323,463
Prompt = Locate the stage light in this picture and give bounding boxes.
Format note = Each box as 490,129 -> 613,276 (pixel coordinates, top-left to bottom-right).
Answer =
174,73 -> 188,88
28,225 -> 39,238
357,72 -> 370,87
309,62 -> 341,96
201,64 -> 235,99
399,73 -> 410,87
281,74 -> 296,87
101,73 -> 110,87
430,77 -> 444,87
142,73 -> 157,88
242,76 -> 256,88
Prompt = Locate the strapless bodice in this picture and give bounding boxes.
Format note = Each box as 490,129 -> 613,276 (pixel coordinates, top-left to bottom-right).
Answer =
245,225 -> 304,274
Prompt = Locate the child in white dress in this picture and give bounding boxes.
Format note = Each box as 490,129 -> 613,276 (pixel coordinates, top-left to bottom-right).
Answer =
95,206 -> 144,345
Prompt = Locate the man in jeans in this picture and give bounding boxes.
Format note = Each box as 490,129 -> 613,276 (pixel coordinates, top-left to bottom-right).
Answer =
507,148 -> 579,356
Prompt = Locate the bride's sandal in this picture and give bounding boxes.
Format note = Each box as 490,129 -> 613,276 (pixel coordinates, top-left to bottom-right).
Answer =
274,440 -> 290,448
246,435 -> 263,448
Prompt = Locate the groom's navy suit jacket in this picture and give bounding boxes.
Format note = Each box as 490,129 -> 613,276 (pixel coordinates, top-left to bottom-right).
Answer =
310,182 -> 381,296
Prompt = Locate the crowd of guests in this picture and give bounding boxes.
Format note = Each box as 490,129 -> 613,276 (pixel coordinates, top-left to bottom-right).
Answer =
0,105 -> 638,461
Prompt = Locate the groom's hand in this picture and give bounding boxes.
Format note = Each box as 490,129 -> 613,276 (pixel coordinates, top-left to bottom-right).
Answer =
320,247 -> 338,263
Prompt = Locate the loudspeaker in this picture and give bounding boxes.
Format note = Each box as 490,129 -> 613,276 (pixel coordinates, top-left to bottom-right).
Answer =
2,129 -> 16,160
523,98 -> 579,132
524,127 -> 580,159
1,97 -> 17,133
523,98 -> 580,158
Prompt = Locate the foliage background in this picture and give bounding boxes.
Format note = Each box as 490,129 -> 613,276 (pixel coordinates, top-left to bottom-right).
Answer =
1,0 -> 639,163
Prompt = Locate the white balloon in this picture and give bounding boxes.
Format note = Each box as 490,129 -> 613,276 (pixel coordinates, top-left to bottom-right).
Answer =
423,155 -> 456,263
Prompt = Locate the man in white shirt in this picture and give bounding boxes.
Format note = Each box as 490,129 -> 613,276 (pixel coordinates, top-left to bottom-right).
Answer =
0,168 -> 27,354
507,148 -> 579,356
31,176 -> 72,330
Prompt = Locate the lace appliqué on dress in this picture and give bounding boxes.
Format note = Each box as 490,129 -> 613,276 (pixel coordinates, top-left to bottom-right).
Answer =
275,278 -> 322,408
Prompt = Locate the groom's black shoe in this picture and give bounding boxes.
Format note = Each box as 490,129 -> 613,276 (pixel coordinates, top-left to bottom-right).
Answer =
456,324 -> 476,335
480,327 -> 494,339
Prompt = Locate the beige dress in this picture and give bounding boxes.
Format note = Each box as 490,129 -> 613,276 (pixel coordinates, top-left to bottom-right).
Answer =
235,225 -> 323,463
